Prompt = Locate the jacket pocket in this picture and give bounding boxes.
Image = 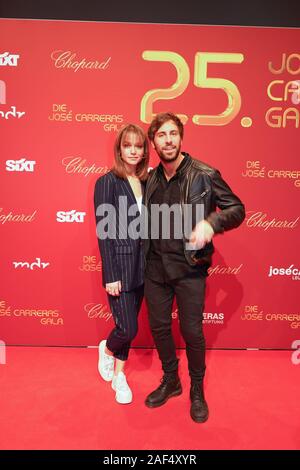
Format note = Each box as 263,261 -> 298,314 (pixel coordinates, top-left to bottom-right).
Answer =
115,245 -> 133,255
189,188 -> 210,204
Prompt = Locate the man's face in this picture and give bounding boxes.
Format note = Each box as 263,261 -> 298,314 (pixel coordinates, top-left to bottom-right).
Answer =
152,120 -> 182,163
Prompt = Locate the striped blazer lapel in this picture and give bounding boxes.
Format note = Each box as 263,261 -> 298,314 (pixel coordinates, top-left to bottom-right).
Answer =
121,178 -> 137,207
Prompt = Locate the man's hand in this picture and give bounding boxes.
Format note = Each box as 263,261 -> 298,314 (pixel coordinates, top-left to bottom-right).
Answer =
189,220 -> 214,250
106,281 -> 122,296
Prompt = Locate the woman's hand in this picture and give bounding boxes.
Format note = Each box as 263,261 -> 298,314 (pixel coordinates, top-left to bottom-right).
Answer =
105,281 -> 122,296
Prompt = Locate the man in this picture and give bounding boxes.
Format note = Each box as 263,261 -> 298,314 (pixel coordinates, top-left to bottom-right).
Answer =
143,112 -> 245,423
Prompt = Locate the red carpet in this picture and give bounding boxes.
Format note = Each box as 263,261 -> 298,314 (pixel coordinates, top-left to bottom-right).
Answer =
0,347 -> 299,450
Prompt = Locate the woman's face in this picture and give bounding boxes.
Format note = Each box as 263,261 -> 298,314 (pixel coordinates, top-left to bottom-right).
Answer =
120,132 -> 144,170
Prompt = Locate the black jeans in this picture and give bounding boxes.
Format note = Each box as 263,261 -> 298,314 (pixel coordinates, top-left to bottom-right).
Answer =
145,274 -> 206,383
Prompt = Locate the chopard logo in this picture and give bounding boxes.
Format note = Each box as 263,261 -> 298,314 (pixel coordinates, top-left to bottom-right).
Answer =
208,264 -> 243,276
0,208 -> 37,224
84,303 -> 112,322
245,211 -> 299,230
62,157 -> 108,177
51,50 -> 111,72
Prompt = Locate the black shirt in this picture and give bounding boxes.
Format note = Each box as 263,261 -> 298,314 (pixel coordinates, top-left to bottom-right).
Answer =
146,155 -> 207,282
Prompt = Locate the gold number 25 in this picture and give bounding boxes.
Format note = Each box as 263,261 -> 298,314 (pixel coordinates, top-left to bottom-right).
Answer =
141,51 -> 244,126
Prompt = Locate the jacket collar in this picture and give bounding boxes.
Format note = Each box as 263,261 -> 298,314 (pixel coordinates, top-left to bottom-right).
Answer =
157,152 -> 192,179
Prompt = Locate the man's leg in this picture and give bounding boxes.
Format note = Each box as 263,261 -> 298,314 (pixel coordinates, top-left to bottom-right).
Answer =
144,276 -> 182,407
144,276 -> 177,373
174,275 -> 206,382
174,275 -> 209,422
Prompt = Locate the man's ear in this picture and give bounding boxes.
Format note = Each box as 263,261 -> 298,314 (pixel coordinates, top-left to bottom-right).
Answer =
151,141 -> 155,149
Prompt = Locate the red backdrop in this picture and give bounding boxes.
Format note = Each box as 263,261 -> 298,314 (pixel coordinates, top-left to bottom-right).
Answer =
1,19 -> 299,348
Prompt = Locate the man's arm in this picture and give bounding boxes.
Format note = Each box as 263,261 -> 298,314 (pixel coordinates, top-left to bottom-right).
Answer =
206,169 -> 245,234
190,169 -> 245,249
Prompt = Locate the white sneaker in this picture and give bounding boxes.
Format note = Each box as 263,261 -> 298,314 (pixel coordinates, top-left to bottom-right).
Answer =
98,340 -> 115,381
111,371 -> 133,404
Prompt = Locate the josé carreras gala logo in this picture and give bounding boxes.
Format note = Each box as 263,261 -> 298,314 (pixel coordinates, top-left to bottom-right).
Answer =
0,300 -> 63,326
48,103 -> 124,132
242,161 -> 300,189
268,264 -> 300,281
241,305 -> 300,329
266,53 -> 300,128
79,256 -> 101,272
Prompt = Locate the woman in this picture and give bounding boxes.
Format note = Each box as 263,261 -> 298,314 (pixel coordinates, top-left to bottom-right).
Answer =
94,124 -> 149,404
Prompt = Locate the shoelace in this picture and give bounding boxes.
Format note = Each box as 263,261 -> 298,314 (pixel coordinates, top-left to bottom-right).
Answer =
103,352 -> 114,363
158,374 -> 177,388
116,375 -> 129,391
191,383 -> 204,400
103,354 -> 114,370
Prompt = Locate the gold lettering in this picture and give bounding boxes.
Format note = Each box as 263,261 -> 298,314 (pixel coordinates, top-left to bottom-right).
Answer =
268,53 -> 286,74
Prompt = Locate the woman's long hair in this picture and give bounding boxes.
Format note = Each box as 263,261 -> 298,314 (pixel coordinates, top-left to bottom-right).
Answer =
112,124 -> 149,181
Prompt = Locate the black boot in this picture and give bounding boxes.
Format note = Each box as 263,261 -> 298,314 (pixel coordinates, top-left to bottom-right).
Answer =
145,373 -> 182,408
190,382 -> 209,423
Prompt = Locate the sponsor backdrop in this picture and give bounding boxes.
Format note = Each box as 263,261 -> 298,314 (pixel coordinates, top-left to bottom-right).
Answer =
1,19 -> 299,348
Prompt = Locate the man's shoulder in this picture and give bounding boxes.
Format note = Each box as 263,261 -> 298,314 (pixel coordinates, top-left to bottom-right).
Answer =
189,155 -> 218,177
147,166 -> 159,180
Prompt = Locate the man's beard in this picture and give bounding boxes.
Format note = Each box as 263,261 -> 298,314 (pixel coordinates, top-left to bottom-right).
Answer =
155,144 -> 181,163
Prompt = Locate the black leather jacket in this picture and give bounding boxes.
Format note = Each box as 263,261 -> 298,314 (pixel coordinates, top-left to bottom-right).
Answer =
144,153 -> 245,267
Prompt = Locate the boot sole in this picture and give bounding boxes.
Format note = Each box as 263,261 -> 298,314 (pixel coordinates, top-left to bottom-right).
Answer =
145,387 -> 182,408
190,411 -> 209,423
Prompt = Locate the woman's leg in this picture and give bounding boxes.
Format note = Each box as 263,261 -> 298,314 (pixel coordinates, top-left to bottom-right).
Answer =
107,284 -> 144,363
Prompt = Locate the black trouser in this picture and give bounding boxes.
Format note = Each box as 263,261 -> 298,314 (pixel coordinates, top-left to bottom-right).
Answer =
107,285 -> 144,361
145,274 -> 206,383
